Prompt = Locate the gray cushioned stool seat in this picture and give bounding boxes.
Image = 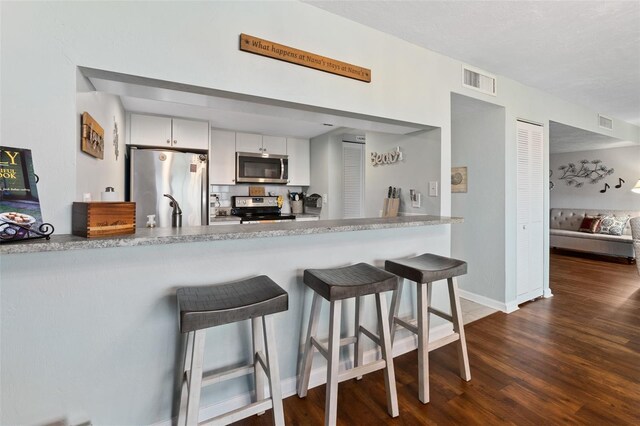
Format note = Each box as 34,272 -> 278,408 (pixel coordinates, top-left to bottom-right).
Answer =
304,262 -> 397,301
385,253 -> 467,283
177,275 -> 288,333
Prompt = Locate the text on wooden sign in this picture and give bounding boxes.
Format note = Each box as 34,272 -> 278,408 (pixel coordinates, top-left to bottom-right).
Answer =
239,33 -> 371,83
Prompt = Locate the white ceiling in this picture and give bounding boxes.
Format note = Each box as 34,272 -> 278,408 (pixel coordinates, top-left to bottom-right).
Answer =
306,0 -> 640,126
549,121 -> 635,154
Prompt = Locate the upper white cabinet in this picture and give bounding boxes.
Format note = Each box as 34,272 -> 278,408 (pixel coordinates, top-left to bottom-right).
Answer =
129,113 -> 208,150
235,132 -> 263,153
210,129 -> 237,185
262,135 -> 287,155
287,138 -> 310,186
236,132 -> 286,155
129,114 -> 172,147
172,118 -> 209,150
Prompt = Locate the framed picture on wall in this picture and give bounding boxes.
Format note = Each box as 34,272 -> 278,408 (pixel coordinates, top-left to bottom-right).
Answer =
451,166 -> 468,193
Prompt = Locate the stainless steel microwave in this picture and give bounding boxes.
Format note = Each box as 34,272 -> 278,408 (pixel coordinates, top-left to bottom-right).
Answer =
236,152 -> 288,184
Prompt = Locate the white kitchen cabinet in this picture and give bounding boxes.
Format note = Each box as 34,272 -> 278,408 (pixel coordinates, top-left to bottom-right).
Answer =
210,129 -> 237,185
262,135 -> 287,155
236,132 -> 286,155
129,113 -> 208,150
235,132 -> 263,153
129,114 -> 172,147
287,138 -> 310,186
172,118 -> 209,150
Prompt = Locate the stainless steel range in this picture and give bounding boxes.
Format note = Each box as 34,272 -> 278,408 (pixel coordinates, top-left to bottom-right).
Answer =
231,196 -> 296,224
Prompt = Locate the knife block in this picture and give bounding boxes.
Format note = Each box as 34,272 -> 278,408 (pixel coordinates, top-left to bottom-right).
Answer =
382,198 -> 399,217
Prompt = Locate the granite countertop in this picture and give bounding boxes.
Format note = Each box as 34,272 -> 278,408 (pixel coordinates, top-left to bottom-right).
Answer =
1,215 -> 462,255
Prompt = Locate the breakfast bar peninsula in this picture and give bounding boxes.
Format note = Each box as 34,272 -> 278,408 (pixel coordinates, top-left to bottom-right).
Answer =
1,216 -> 460,424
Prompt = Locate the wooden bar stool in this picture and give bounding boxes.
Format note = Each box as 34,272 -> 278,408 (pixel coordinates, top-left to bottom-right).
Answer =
176,275 -> 288,426
385,253 -> 471,404
297,263 -> 399,426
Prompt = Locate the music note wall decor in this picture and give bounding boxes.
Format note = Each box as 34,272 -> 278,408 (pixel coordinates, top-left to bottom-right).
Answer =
557,159 -> 614,188
615,178 -> 625,189
600,183 -> 610,193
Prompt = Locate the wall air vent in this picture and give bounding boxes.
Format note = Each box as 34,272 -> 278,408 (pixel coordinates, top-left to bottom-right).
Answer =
462,65 -> 497,96
342,134 -> 366,144
598,114 -> 613,130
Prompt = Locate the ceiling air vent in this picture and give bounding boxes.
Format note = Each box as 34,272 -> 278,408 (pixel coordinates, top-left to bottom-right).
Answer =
462,65 -> 497,96
598,114 -> 613,130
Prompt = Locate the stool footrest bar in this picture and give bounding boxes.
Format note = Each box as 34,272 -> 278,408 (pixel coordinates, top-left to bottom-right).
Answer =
201,363 -> 255,388
200,398 -> 273,426
428,306 -> 452,322
429,332 -> 460,352
394,316 -> 419,335
311,336 -> 358,360
358,325 -> 381,346
338,359 -> 386,382
255,351 -> 270,380
311,336 -> 329,360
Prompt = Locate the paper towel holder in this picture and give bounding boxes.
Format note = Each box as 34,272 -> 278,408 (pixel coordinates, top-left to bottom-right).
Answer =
101,186 -> 118,201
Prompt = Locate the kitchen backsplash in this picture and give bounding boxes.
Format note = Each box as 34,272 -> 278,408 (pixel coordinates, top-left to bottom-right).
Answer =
211,184 -> 305,214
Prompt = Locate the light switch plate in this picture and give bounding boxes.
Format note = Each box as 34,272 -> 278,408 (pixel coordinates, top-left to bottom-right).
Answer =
429,181 -> 438,197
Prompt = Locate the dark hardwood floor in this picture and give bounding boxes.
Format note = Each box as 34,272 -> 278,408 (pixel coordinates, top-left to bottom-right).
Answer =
236,252 -> 640,425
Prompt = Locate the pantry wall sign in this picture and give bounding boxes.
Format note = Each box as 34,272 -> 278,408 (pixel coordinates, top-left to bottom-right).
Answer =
239,33 -> 371,83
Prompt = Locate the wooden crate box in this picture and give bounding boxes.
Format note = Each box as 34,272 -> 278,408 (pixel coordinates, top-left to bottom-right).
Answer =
72,202 -> 136,238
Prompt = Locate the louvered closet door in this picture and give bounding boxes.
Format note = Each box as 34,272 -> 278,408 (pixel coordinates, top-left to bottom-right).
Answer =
516,120 -> 544,303
343,142 -> 364,218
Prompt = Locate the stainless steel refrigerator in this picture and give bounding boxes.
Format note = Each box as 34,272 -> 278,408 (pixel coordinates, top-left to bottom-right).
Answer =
130,148 -> 208,228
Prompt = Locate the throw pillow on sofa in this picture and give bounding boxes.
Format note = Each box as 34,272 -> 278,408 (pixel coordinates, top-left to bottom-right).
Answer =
599,215 -> 630,236
578,215 -> 602,233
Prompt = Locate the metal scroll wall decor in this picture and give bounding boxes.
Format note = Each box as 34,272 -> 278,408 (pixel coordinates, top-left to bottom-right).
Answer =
557,159 -> 614,188
113,117 -> 120,161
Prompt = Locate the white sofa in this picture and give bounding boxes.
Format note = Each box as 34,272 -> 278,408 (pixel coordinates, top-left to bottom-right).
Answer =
550,208 -> 639,260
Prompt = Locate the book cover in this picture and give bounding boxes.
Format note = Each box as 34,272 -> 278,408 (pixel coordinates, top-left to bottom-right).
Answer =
0,146 -> 44,238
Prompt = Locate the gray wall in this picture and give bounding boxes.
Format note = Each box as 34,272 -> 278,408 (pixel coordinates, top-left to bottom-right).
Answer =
550,145 -> 640,211
364,129 -> 441,217
451,94 -> 507,303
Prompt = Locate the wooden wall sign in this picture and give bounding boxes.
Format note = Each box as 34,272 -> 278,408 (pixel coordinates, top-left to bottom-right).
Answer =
239,33 -> 371,83
81,112 -> 104,159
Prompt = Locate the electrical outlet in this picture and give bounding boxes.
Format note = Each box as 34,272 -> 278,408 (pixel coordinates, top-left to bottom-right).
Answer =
429,181 -> 438,197
322,193 -> 328,204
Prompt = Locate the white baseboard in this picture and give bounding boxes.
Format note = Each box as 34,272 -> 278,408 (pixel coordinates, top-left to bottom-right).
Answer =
153,323 -> 453,426
504,301 -> 519,313
457,288 -> 519,313
543,288 -> 554,298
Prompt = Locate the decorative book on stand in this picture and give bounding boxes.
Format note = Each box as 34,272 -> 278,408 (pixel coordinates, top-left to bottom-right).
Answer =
0,146 -> 54,242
